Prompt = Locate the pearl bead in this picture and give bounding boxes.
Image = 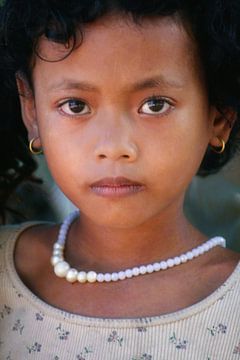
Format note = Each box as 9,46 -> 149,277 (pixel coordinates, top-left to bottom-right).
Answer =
166,258 -> 174,268
192,248 -> 200,257
202,243 -> 210,252
77,271 -> 87,283
153,262 -> 161,271
198,246 -> 205,255
139,266 -> 147,274
53,249 -> 63,257
160,261 -> 168,270
66,268 -> 78,283
51,256 -> 63,266
54,243 -> 64,250
202,243 -> 207,250
87,271 -> 97,283
173,256 -> 181,265
58,236 -> 65,244
104,273 -> 112,282
146,264 -> 154,273
54,261 -> 70,278
118,271 -> 126,280
96,273 -> 105,282
180,254 -> 188,263
125,269 -> 133,278
132,267 -> 140,276
220,238 -> 226,247
111,273 -> 119,281
208,241 -> 214,249
59,228 -> 65,235
186,251 -> 194,260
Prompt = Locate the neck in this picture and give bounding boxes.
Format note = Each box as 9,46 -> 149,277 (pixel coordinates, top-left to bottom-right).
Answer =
65,204 -> 206,273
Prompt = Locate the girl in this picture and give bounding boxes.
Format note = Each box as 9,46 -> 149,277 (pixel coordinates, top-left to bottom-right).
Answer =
0,0 -> 240,359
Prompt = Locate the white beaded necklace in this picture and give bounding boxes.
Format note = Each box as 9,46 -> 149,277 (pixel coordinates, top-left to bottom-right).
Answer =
51,210 -> 226,284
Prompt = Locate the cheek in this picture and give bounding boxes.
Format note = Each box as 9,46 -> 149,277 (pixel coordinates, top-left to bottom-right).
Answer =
42,136 -> 87,188
142,114 -> 211,187
40,125 -> 102,208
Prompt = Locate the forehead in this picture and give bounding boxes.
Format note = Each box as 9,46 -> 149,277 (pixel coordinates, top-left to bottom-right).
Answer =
33,15 -> 200,91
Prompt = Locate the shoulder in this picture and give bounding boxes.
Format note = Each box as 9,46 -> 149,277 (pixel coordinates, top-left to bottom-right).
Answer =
208,247 -> 240,285
0,221 -> 59,294
188,246 -> 240,309
213,258 -> 240,320
0,222 -> 56,264
13,221 -> 60,282
0,222 -> 46,247
0,223 -> 25,250
206,247 -> 240,304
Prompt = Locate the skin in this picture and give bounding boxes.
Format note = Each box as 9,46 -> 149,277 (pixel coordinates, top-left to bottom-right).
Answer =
15,14 -> 239,318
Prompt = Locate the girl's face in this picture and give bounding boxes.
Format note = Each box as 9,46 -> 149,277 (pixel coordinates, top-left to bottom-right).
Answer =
20,15 -> 229,228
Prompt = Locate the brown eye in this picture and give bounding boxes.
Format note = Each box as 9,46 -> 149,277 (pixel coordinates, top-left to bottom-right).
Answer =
60,99 -> 90,116
139,98 -> 173,115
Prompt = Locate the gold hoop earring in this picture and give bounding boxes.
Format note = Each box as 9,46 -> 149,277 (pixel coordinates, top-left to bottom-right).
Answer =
211,138 -> 225,154
29,137 -> 43,155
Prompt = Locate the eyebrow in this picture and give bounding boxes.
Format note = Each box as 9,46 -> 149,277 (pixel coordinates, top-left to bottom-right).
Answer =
48,80 -> 98,92
48,75 -> 184,92
132,76 -> 185,91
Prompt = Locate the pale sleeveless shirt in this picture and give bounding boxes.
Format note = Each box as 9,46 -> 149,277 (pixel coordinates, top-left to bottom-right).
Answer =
0,223 -> 240,359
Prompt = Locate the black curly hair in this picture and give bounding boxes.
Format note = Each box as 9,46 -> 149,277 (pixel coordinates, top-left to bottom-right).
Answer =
0,0 -> 240,220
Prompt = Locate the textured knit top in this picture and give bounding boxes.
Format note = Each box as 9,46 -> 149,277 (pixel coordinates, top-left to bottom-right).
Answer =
0,223 -> 240,360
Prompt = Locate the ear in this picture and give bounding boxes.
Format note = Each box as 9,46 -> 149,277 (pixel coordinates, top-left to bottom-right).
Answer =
16,73 -> 41,146
209,107 -> 237,148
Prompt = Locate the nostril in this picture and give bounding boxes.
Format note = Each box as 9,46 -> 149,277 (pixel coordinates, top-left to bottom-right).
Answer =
95,144 -> 138,161
99,154 -> 106,159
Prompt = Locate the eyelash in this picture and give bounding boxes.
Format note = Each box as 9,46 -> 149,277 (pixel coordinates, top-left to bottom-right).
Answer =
57,96 -> 175,118
138,96 -> 174,117
57,98 -> 91,118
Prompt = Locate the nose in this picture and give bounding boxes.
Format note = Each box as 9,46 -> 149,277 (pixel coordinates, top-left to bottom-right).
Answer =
95,141 -> 138,162
93,115 -> 138,162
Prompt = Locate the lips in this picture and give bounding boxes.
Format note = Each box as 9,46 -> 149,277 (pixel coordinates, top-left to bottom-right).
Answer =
90,177 -> 145,197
